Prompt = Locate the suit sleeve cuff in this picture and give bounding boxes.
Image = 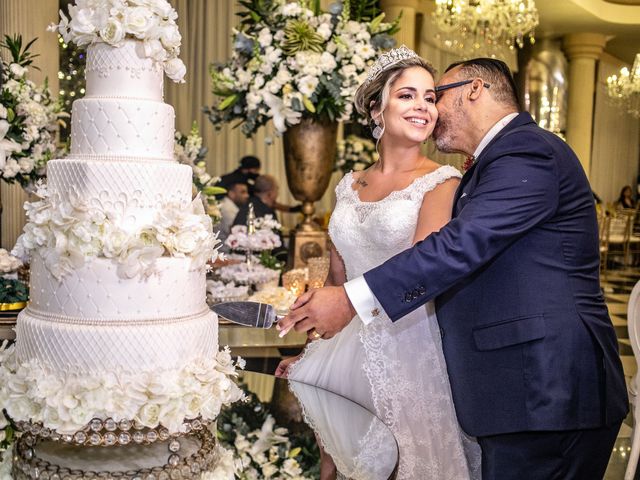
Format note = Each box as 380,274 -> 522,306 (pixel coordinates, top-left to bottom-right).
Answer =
344,276 -> 389,325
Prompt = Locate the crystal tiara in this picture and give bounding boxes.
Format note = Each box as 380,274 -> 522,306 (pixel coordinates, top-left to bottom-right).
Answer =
364,45 -> 420,86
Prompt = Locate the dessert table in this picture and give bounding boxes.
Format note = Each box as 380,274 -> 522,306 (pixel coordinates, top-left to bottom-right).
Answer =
6,372 -> 399,480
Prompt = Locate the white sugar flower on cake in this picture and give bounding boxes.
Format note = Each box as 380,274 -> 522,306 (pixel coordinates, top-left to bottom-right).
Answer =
12,184 -> 220,280
48,0 -> 186,83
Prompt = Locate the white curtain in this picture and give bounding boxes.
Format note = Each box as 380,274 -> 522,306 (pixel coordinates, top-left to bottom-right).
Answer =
590,55 -> 640,204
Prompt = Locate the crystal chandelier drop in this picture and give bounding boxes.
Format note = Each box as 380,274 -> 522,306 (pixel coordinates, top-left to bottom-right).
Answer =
606,54 -> 640,118
433,0 -> 539,56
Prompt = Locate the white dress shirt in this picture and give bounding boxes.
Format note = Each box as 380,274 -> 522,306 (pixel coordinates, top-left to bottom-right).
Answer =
344,112 -> 519,325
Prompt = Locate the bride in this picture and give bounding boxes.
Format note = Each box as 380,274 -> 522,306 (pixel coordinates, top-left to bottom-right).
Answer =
276,47 -> 480,479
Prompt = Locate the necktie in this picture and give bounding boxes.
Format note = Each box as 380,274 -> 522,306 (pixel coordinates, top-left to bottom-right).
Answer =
462,155 -> 475,172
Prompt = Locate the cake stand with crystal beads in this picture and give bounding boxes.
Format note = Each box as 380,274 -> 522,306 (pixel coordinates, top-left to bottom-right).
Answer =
11,419 -> 218,479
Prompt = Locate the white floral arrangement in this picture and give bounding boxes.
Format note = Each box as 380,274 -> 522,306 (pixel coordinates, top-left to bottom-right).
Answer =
225,215 -> 282,252
217,263 -> 280,286
12,182 -> 220,280
1,35 -> 66,190
205,0 -> 399,136
49,0 -> 187,83
175,123 -> 226,224
0,341 -> 245,435
335,133 -> 379,174
231,415 -> 309,479
207,279 -> 250,304
248,287 -> 297,315
0,249 -> 21,274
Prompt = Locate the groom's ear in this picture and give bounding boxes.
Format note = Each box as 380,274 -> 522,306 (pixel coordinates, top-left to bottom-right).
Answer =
468,78 -> 486,101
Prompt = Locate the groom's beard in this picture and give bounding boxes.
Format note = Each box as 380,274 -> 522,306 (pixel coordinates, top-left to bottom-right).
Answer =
433,116 -> 456,153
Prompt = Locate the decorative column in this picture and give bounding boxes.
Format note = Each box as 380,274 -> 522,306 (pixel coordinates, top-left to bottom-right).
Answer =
0,0 -> 59,249
563,33 -> 607,176
380,0 -> 419,50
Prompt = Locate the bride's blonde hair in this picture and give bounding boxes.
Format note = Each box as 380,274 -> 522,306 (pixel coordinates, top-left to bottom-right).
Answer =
354,56 -> 436,137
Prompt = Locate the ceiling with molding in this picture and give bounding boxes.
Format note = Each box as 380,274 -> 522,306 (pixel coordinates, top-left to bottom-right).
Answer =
535,0 -> 640,63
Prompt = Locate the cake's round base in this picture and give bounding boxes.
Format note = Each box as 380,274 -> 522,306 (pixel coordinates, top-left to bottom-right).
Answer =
11,427 -> 224,479
14,417 -> 212,448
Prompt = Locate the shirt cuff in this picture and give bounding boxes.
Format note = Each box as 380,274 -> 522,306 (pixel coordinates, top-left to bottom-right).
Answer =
343,276 -> 389,325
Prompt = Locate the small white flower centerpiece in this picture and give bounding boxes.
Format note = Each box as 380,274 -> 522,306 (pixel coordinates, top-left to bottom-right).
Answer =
0,35 -> 66,190
49,0 -> 187,83
205,0 -> 399,137
225,215 -> 283,253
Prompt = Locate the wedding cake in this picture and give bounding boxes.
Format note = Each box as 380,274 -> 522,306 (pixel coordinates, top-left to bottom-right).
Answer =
1,0 -> 242,455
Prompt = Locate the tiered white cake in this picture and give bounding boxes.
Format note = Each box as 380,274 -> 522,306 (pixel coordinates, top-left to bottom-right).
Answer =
2,40 -> 240,440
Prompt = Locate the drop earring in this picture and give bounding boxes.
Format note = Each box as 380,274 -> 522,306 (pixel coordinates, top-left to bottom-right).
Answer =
372,124 -> 383,140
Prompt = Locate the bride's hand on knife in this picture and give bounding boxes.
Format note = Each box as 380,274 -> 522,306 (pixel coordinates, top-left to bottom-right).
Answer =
277,286 -> 355,340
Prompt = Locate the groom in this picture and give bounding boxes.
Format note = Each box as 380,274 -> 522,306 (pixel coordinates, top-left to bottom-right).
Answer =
278,58 -> 629,479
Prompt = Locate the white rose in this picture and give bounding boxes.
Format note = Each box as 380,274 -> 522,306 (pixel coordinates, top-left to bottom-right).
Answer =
9,63 -> 27,78
143,39 -> 165,61
164,58 -> 186,83
124,7 -> 158,38
100,19 -> 125,44
320,51 -> 338,72
2,158 -> 20,178
102,227 -> 129,258
137,403 -> 161,428
258,27 -> 272,47
0,120 -> 9,141
18,157 -> 35,174
173,229 -> 199,254
0,105 -> 7,119
160,25 -> 181,49
317,22 -> 332,40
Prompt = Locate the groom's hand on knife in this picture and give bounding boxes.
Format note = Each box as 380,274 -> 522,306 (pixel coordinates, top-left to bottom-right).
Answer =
277,286 -> 356,340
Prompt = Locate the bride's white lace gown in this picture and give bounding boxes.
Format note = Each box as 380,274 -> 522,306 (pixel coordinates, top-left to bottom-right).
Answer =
289,165 -> 481,480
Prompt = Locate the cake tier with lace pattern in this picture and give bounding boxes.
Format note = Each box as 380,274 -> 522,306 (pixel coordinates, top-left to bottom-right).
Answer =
70,98 -> 175,160
46,159 -> 192,234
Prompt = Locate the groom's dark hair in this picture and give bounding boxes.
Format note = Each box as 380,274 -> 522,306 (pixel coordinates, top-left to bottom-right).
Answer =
445,58 -> 520,110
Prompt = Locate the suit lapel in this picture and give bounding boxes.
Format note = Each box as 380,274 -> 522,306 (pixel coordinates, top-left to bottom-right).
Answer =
451,112 -> 536,218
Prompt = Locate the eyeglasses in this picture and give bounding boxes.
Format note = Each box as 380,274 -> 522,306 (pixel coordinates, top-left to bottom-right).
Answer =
435,79 -> 490,101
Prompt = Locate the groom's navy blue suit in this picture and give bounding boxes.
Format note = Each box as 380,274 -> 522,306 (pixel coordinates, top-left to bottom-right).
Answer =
364,112 -> 628,474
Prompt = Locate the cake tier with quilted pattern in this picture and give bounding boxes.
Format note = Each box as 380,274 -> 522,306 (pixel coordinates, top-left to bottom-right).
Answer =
16,307 -> 218,373
70,98 -> 174,160
29,255 -> 208,320
86,40 -> 163,101
47,158 -> 191,233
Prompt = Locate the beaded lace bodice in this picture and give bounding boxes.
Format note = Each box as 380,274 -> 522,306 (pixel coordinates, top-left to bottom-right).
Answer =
329,165 -> 461,281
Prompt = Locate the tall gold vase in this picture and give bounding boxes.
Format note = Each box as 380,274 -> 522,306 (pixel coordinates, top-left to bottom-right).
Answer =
283,118 -> 338,231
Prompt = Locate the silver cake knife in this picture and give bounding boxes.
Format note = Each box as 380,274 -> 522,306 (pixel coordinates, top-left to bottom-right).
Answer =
210,301 -> 281,328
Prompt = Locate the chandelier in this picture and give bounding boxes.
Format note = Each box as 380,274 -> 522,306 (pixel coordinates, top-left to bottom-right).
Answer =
433,0 -> 539,56
606,54 -> 640,118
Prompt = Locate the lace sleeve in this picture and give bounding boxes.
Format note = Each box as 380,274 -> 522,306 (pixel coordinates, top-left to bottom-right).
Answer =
409,165 -> 462,202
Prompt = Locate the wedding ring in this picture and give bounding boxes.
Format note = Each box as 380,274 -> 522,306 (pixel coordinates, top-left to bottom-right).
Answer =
310,329 -> 322,340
